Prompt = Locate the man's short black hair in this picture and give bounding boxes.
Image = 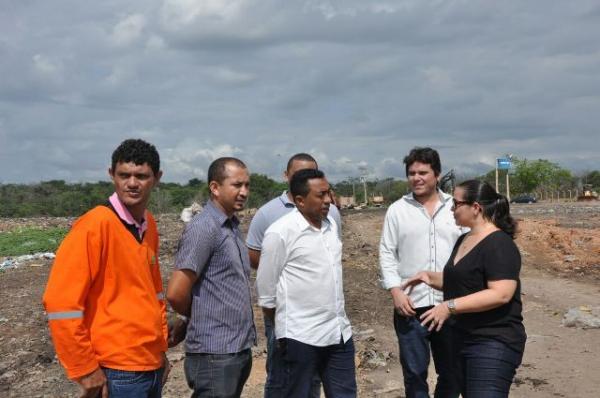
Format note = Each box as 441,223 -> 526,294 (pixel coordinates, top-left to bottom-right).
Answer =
403,147 -> 441,176
111,139 -> 160,176
290,169 -> 325,198
208,157 -> 247,184
286,153 -> 318,172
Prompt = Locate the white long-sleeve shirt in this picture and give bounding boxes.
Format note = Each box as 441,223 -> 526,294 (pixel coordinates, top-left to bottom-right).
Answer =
379,191 -> 465,308
256,209 -> 352,347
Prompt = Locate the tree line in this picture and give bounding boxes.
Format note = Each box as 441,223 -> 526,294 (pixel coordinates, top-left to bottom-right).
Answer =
1,159 -> 598,218
0,175 -> 286,218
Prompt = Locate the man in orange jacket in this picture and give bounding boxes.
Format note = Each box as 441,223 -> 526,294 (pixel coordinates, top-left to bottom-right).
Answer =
43,139 -> 169,398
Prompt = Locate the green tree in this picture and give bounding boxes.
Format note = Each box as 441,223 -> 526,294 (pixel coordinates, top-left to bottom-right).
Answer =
247,174 -> 286,209
512,158 -> 573,193
582,170 -> 600,190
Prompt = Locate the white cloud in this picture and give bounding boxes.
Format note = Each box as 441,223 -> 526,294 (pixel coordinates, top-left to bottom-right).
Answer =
422,66 -> 455,91
146,35 -> 166,50
163,141 -> 244,181
160,0 -> 247,29
31,54 -> 63,84
2,1 -> 600,183
110,14 -> 146,47
212,67 -> 256,85
105,64 -> 134,86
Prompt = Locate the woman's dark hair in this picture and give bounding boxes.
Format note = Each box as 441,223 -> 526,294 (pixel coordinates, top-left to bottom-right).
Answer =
457,179 -> 518,239
403,147 -> 441,177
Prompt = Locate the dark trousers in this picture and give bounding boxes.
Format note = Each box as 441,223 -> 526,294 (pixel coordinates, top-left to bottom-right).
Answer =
184,349 -> 252,398
394,309 -> 461,398
270,337 -> 357,398
460,337 -> 523,398
264,316 -> 321,398
103,367 -> 164,398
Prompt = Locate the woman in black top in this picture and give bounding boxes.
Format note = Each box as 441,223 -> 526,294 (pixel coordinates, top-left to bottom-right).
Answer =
402,180 -> 526,397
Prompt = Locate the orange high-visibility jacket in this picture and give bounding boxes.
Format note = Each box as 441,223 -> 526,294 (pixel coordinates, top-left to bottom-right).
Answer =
42,206 -> 168,380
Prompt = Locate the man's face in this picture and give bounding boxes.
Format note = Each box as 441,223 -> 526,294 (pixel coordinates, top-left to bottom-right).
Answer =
297,177 -> 332,222
110,161 -> 161,211
285,160 -> 317,183
211,164 -> 250,215
407,161 -> 439,198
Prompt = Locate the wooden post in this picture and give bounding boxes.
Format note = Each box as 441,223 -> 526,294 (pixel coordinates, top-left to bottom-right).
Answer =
495,161 -> 499,193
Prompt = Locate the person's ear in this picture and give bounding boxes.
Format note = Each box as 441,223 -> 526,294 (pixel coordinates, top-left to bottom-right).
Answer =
209,181 -> 220,198
295,195 -> 305,208
154,170 -> 163,187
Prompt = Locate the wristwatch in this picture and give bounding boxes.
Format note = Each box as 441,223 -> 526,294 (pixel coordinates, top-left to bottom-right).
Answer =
446,299 -> 457,315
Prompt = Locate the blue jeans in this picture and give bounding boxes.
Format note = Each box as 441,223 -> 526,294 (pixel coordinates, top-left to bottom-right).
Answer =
269,337 -> 356,398
394,310 -> 461,398
103,367 -> 164,398
264,316 -> 321,398
460,337 -> 523,398
184,349 -> 252,398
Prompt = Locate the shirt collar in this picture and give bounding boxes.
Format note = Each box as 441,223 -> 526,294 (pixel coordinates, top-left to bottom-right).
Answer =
206,199 -> 240,227
293,208 -> 331,232
108,192 -> 147,236
404,189 -> 452,206
278,191 -> 296,208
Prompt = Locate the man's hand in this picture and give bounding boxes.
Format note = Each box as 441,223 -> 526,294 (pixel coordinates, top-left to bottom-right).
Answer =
168,317 -> 187,348
262,307 -> 275,324
76,367 -> 107,398
390,287 -> 416,317
400,271 -> 431,295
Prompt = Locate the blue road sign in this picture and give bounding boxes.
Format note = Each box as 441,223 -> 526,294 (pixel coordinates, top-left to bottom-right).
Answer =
497,158 -> 512,170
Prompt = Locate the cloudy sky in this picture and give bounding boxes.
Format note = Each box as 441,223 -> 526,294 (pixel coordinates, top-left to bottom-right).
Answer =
1,0 -> 599,183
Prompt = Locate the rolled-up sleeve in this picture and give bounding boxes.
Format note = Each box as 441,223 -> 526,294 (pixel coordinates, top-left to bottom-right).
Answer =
256,231 -> 287,308
379,208 -> 403,289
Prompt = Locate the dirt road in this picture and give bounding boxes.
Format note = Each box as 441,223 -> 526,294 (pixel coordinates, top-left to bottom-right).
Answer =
1,203 -> 599,397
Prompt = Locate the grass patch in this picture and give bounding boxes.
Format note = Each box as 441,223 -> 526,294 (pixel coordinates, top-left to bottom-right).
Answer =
0,227 -> 69,257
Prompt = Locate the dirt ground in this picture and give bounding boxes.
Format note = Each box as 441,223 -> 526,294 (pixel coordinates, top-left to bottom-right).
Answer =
1,201 -> 599,397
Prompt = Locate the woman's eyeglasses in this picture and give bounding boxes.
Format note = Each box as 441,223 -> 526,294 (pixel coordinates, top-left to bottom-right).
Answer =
452,199 -> 472,209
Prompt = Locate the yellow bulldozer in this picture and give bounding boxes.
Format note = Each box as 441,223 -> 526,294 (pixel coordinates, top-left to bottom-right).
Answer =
577,184 -> 599,201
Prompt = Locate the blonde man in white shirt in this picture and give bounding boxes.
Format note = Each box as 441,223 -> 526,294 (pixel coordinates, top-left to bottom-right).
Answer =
257,169 -> 356,398
379,147 -> 463,398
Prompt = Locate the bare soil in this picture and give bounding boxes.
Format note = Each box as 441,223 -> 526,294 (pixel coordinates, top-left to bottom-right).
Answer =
1,202 -> 599,397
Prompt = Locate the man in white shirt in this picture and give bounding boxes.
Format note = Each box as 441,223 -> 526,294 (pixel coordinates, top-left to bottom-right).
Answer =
247,153 -> 342,398
257,169 -> 356,398
379,147 -> 463,398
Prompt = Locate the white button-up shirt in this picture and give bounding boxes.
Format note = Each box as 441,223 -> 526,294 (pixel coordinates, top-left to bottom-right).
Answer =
379,191 -> 466,308
257,209 -> 352,347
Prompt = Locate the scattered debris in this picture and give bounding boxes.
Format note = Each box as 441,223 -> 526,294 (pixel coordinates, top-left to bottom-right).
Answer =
180,202 -> 203,223
562,306 -> 600,329
359,349 -> 392,369
0,252 -> 55,270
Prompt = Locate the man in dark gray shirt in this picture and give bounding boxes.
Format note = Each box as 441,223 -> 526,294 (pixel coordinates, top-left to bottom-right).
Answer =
168,157 -> 256,398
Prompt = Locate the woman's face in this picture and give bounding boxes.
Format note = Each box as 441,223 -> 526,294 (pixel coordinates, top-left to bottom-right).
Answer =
451,187 -> 477,227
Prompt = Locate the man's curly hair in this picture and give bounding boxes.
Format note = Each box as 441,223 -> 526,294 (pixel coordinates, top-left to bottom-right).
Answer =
111,139 -> 160,176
